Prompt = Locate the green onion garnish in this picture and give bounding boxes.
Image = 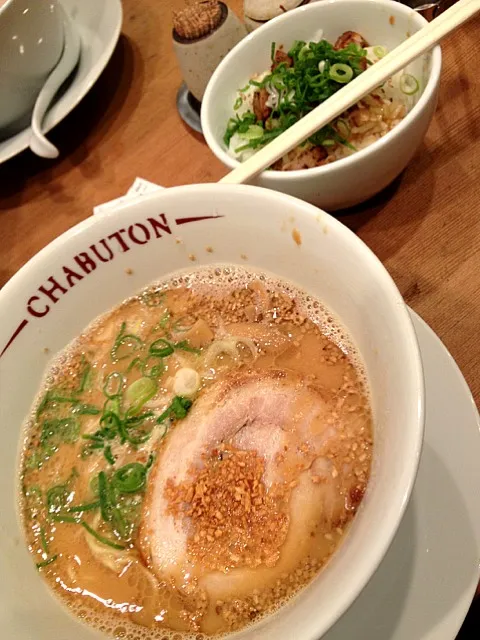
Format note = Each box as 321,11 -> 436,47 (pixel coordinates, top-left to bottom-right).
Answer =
104,445 -> 115,465
67,501 -> 101,513
149,338 -> 174,358
329,63 -> 353,84
36,554 -> 58,569
373,45 -> 387,59
157,395 -> 192,424
172,316 -> 196,332
125,377 -> 157,415
46,484 -> 69,514
141,357 -> 165,379
98,471 -> 111,522
81,521 -> 125,550
233,96 -> 243,110
112,462 -> 147,494
40,527 -> 49,554
111,323 -> 143,361
224,37 -> 368,154
399,73 -> 419,95
50,514 -> 80,524
103,372 -> 124,399
77,356 -> 91,393
174,340 -> 201,354
73,404 -> 101,416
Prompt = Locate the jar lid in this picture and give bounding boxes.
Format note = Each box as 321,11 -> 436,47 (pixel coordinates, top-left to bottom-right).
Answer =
173,1 -> 223,41
244,0 -> 305,21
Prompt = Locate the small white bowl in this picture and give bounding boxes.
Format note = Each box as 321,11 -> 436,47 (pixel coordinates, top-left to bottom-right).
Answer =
0,184 -> 423,639
201,0 -> 442,210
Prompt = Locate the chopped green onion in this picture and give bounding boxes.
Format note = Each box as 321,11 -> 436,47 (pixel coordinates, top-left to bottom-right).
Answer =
298,43 -> 311,61
335,117 -> 351,140
81,433 -> 103,442
73,404 -> 101,416
98,471 -> 111,522
141,356 -> 165,379
373,45 -> 388,59
36,392 -> 50,417
112,463 -> 147,494
125,377 -> 157,415
399,73 -> 419,95
36,392 -> 79,417
157,396 -> 193,423
111,507 -> 129,539
103,396 -> 121,418
238,124 -> 265,141
270,41 -> 276,62
322,139 -> 336,147
98,411 -> 122,440
125,411 -> 154,427
40,527 -> 49,553
40,418 -> 80,455
46,484 -> 69,514
103,372 -> 124,399
141,290 -> 165,307
174,340 -> 201,354
50,514 -> 79,524
146,454 -> 155,471
104,445 -> 115,465
329,63 -> 353,84
233,96 -> 243,110
157,309 -> 171,331
67,501 -> 101,513
149,338 -> 174,358
36,555 -> 58,569
127,357 -> 143,373
77,357 -> 91,393
111,323 -> 143,361
81,521 -> 125,550
115,414 -> 150,446
48,394 -> 79,405
172,316 -> 196,332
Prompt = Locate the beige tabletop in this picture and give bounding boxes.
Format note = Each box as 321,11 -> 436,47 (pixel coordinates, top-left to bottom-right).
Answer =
0,0 -> 479,608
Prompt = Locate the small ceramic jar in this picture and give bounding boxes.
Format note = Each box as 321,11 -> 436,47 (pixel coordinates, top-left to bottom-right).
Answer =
173,1 -> 247,102
244,0 -> 311,32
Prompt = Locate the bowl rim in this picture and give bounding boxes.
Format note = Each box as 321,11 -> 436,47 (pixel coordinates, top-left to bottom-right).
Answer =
0,183 -> 425,640
201,0 -> 443,180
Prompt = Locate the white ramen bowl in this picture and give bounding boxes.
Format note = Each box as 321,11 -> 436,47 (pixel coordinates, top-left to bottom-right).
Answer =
201,0 -> 442,210
0,184 -> 424,640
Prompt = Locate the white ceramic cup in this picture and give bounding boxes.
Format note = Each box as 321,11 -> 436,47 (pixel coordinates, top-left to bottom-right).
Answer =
201,0 -> 442,211
0,0 -> 64,136
0,184 -> 424,639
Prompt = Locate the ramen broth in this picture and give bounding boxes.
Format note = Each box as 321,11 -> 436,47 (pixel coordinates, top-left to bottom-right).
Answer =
20,266 -> 373,638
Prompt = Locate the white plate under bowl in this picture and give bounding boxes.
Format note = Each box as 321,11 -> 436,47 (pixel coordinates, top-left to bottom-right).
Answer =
0,0 -> 122,165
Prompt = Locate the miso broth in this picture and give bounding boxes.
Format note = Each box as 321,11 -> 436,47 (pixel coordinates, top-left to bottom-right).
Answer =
20,266 -> 373,638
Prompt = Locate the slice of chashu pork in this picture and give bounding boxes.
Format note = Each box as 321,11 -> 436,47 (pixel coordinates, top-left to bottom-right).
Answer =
138,369 -> 365,601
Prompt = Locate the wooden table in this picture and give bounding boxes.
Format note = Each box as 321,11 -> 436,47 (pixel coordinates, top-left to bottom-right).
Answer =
0,0 -> 478,630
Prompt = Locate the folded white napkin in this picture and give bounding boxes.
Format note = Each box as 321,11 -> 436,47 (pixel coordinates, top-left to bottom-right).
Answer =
93,178 -> 163,215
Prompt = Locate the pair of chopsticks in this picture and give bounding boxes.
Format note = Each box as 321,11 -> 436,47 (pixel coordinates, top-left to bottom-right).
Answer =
220,0 -> 480,185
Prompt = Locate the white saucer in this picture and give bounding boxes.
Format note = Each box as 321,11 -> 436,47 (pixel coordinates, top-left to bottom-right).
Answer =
0,0 -> 122,165
324,309 -> 480,640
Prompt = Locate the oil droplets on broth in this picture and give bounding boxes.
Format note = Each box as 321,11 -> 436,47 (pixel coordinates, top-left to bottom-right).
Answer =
19,265 -> 373,638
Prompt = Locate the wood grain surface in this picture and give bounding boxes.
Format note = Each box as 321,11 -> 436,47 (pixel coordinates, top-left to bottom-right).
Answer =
0,0 -> 479,612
